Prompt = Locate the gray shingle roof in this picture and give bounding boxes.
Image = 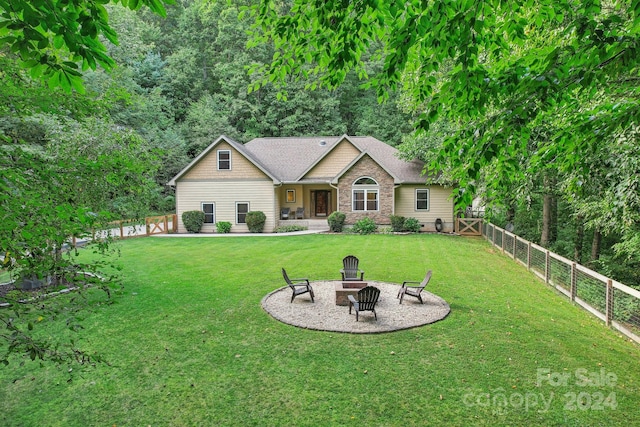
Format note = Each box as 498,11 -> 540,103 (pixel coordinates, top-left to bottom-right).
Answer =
168,135 -> 429,185
244,135 -> 428,183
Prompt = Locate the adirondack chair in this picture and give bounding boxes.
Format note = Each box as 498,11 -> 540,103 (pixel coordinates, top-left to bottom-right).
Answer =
295,207 -> 304,219
280,207 -> 290,220
282,268 -> 314,303
397,270 -> 432,304
348,286 -> 380,321
341,255 -> 364,281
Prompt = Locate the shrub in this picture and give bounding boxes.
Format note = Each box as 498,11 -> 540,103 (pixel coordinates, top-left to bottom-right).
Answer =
216,221 -> 232,233
404,217 -> 421,233
378,226 -> 393,234
275,225 -> 307,233
182,210 -> 205,233
245,211 -> 266,233
327,211 -> 346,232
352,217 -> 377,235
390,215 -> 406,232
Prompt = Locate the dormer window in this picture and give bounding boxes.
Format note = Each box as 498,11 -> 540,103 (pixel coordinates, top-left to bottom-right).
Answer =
217,150 -> 231,170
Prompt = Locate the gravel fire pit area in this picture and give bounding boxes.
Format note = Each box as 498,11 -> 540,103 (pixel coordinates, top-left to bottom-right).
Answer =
261,280 -> 450,334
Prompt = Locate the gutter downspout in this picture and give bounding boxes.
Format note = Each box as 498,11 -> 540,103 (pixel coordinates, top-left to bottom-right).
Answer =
329,181 -> 339,214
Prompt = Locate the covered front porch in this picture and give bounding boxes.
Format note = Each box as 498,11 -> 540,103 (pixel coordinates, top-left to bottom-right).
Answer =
277,183 -> 337,221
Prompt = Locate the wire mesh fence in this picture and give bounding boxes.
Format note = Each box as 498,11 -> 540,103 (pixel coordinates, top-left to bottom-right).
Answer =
515,237 -> 528,266
482,223 -> 640,345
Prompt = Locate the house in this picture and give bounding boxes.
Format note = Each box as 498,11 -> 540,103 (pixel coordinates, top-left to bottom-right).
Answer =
167,135 -> 455,233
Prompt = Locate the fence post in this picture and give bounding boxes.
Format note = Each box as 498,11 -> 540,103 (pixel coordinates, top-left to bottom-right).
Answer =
119,221 -> 124,239
570,263 -> 577,302
164,215 -> 169,234
145,217 -> 150,236
545,250 -> 550,284
492,225 -> 496,246
513,236 -> 517,260
501,229 -> 505,253
527,242 -> 532,269
606,279 -> 613,326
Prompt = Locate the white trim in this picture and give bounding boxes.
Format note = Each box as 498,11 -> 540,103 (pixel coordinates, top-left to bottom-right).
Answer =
235,201 -> 249,224
201,202 -> 216,224
415,188 -> 430,211
217,149 -> 231,170
352,177 -> 379,212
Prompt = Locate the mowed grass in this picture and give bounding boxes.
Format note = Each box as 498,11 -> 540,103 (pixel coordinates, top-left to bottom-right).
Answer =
1,234 -> 639,426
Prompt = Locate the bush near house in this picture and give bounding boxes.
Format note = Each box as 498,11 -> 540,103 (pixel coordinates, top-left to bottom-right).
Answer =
390,215 -> 406,232
182,210 -> 205,233
275,225 -> 307,233
352,217 -> 377,234
216,221 -> 231,233
327,211 -> 346,232
245,211 -> 266,233
389,215 -> 421,233
404,217 -> 421,233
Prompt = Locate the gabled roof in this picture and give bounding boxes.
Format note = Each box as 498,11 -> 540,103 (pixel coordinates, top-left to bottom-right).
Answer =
168,135 -> 429,185
166,135 -> 278,185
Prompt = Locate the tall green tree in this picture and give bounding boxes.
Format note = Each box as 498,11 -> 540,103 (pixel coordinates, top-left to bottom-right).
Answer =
250,0 -> 640,203
0,0 -> 175,91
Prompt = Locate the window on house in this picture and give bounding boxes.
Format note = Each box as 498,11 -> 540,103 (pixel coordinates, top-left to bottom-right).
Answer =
286,189 -> 295,203
202,202 -> 215,223
352,177 -> 379,211
236,202 -> 249,224
416,189 -> 430,211
217,150 -> 231,170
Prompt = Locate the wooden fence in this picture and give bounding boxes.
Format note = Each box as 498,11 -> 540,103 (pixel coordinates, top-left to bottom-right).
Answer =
456,218 -> 483,236
72,214 -> 177,245
483,222 -> 640,345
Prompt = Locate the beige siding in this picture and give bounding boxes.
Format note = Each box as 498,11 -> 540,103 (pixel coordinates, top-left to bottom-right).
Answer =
304,140 -> 360,178
181,142 -> 268,180
394,185 -> 455,232
175,180 -> 276,233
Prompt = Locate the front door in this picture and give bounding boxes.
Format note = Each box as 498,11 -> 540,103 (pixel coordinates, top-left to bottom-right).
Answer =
315,190 -> 330,217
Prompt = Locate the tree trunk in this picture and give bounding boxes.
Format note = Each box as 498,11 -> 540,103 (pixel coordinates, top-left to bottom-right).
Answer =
550,195 -> 558,243
540,175 -> 557,247
574,216 -> 584,263
591,229 -> 602,261
541,193 -> 553,246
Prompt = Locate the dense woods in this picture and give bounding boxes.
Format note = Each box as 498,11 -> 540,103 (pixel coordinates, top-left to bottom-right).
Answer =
1,0 -> 639,363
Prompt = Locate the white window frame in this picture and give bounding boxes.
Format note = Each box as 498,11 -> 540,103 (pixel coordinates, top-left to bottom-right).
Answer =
415,189 -> 430,211
352,177 -> 379,212
286,189 -> 296,203
217,150 -> 231,170
202,202 -> 215,224
236,202 -> 249,224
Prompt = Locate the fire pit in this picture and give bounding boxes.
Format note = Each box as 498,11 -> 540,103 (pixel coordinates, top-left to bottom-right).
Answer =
335,281 -> 367,306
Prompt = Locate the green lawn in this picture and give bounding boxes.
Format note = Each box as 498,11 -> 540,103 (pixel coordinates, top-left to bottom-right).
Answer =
1,234 -> 639,426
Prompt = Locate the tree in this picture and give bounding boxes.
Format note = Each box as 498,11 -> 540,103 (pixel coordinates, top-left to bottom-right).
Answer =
0,0 -> 174,92
250,0 -> 640,206
0,54 -> 162,366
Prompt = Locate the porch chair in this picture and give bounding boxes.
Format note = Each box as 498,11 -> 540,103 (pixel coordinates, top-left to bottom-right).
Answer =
295,207 -> 304,219
280,207 -> 290,220
397,270 -> 432,304
341,255 -> 364,281
282,268 -> 315,303
348,286 -> 381,321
